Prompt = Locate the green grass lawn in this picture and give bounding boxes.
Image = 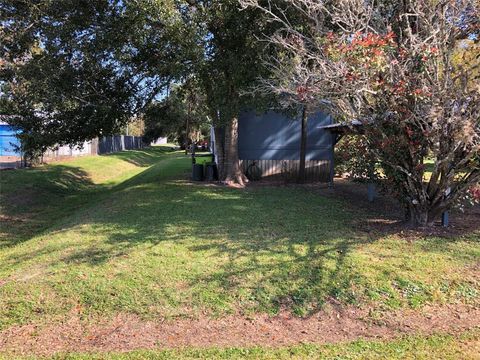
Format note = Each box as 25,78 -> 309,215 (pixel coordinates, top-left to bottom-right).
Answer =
0,147 -> 479,357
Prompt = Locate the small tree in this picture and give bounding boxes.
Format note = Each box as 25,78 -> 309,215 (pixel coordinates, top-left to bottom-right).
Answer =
242,0 -> 480,227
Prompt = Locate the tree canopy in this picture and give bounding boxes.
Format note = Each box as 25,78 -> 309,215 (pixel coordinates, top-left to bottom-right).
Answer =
143,78 -> 210,145
1,0 -> 478,226
0,0 -> 197,157
1,0 -> 276,182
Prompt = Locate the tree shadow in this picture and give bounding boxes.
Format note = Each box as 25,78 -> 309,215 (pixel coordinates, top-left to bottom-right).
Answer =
46,161 -> 375,316
313,178 -> 480,238
0,165 -> 98,248
0,147 -> 183,249
4,157 -> 477,319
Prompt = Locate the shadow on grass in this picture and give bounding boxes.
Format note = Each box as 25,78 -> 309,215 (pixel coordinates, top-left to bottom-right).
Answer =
0,147 -> 180,249
48,159 -> 373,316
0,165 -> 97,248
315,179 -> 480,239
3,154 -> 478,319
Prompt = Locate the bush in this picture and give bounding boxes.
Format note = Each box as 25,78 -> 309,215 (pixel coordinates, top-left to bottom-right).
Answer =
335,135 -> 379,183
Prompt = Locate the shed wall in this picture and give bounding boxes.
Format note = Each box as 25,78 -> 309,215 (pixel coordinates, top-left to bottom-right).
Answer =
237,110 -> 333,182
238,110 -> 333,161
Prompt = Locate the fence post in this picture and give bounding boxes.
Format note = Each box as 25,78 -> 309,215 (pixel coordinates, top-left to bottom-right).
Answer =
93,138 -> 98,155
441,211 -> 449,227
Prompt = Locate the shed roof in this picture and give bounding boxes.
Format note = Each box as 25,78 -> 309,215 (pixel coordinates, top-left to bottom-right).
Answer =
317,120 -> 363,133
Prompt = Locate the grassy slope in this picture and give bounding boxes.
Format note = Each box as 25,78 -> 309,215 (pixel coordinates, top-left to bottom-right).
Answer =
0,147 -> 478,354
0,147 -> 173,245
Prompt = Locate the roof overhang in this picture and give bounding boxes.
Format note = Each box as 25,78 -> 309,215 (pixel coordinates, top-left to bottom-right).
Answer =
317,120 -> 363,134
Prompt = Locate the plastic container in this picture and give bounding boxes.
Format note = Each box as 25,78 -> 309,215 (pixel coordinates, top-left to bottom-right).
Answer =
205,162 -> 219,181
192,164 -> 204,181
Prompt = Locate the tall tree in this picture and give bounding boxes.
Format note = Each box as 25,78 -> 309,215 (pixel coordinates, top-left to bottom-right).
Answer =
243,0 -> 480,227
0,0 -> 196,159
184,1 -> 277,185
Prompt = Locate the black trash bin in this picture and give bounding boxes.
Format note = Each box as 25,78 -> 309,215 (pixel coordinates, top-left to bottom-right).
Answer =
192,163 -> 204,181
205,162 -> 219,181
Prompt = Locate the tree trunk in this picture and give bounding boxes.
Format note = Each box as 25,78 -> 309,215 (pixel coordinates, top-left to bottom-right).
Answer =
405,198 -> 450,228
222,116 -> 248,186
298,105 -> 308,183
406,205 -> 429,228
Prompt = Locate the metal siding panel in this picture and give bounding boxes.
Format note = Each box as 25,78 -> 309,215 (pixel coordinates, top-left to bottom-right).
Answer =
238,110 -> 333,161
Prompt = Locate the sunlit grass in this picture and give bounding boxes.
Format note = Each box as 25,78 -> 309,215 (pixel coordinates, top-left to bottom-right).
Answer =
0,146 -> 174,244
0,147 -> 478,332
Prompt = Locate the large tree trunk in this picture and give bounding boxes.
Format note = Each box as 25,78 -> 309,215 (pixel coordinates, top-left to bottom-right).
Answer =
298,105 -> 308,183
222,117 -> 248,186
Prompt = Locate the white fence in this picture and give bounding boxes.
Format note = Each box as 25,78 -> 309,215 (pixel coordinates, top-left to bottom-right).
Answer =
42,136 -> 144,162
43,140 -> 95,159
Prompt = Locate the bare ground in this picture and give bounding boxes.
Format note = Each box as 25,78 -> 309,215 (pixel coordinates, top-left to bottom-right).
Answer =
1,303 -> 479,357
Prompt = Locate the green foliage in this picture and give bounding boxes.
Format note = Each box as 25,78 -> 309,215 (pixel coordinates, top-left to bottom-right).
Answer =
190,0 -> 279,125
452,39 -> 480,91
0,1 -> 196,157
0,0 -> 278,181
143,79 -> 210,144
335,136 -> 379,182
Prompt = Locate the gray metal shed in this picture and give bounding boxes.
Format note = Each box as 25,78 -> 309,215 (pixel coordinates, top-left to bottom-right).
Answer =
212,109 -> 335,182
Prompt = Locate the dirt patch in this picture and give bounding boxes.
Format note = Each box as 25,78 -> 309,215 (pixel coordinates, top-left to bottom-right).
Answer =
1,303 -> 479,357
